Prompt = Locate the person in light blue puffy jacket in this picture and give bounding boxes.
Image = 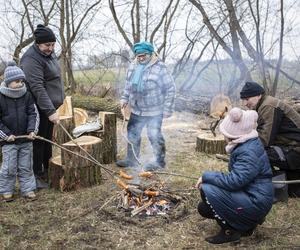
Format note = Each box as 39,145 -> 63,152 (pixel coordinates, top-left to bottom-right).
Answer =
195,107 -> 273,244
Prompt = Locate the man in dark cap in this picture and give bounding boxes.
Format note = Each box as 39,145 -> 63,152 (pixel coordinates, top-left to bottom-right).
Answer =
116,41 -> 176,171
20,24 -> 65,188
240,81 -> 300,197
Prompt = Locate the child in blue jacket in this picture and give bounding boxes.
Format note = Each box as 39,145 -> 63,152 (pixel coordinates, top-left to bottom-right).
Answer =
0,61 -> 39,201
195,107 -> 273,244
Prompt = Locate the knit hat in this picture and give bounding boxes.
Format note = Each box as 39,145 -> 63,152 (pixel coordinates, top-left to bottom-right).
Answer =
34,24 -> 56,44
240,81 -> 265,99
219,107 -> 258,139
133,41 -> 154,55
4,61 -> 26,85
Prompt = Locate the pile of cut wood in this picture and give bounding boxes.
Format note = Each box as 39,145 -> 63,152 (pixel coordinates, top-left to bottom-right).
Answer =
116,170 -> 182,217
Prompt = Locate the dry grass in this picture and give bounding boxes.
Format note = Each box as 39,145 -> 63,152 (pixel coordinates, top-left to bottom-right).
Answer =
0,111 -> 300,249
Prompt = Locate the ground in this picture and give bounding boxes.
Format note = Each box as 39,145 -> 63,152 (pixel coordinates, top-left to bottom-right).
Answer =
0,111 -> 300,250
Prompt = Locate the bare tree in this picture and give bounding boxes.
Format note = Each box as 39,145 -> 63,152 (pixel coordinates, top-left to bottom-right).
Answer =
188,0 -> 299,96
108,0 -> 180,61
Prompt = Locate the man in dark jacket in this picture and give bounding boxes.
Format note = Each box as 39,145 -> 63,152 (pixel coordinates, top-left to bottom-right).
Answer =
240,81 -> 300,197
20,24 -> 65,188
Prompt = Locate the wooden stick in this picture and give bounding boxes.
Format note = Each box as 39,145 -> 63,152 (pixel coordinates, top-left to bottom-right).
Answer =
131,200 -> 153,217
153,171 -> 198,180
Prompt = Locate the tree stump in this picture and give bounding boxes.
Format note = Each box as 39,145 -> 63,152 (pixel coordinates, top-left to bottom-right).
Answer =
53,115 -> 75,145
58,96 -> 73,117
196,133 -> 226,154
61,135 -> 103,167
49,155 -> 102,191
99,112 -> 117,164
73,108 -> 89,127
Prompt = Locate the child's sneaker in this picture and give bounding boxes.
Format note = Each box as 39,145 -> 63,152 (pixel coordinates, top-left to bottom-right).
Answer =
24,191 -> 37,201
3,193 -> 14,202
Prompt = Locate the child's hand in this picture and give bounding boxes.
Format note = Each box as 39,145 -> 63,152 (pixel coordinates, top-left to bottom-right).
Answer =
195,176 -> 202,189
28,132 -> 36,140
6,135 -> 15,142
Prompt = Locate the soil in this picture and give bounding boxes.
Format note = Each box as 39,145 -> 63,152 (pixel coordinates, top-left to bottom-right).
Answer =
0,111 -> 300,249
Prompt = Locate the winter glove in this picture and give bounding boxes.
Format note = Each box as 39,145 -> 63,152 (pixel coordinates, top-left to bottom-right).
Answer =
6,135 -> 15,142
48,112 -> 60,124
28,132 -> 36,140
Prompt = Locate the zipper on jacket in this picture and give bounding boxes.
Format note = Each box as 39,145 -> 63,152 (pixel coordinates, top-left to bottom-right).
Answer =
15,99 -> 19,135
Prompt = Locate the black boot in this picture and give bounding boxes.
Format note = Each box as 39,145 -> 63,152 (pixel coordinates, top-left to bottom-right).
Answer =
205,228 -> 241,244
116,142 -> 140,168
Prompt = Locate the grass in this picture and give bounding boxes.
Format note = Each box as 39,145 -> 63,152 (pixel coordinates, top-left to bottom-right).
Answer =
0,111 -> 300,249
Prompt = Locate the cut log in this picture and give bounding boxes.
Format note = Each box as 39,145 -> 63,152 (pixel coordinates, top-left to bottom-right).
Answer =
53,115 -> 75,145
73,108 -> 89,127
61,135 -> 103,167
72,94 -> 122,118
196,133 -> 226,154
49,155 -> 102,191
58,96 -> 73,117
99,112 -> 117,164
210,94 -> 231,118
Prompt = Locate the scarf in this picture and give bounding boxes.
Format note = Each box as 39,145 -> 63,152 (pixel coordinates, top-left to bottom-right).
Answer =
225,130 -> 259,153
0,81 -> 27,98
131,63 -> 146,92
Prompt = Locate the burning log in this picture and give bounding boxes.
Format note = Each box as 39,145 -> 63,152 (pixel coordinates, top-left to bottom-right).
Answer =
131,200 -> 153,217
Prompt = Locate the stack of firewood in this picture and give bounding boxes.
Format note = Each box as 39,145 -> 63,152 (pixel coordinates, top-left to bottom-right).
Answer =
116,170 -> 182,217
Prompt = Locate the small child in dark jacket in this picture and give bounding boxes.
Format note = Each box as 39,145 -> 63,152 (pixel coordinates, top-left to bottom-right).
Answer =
0,61 -> 39,201
195,107 -> 273,244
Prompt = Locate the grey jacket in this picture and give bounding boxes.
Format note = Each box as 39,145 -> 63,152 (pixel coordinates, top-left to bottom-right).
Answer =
121,55 -> 176,117
20,43 -> 65,116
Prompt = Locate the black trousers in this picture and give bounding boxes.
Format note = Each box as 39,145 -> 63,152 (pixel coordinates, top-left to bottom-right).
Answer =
197,189 -> 232,230
33,111 -> 54,178
266,146 -> 300,197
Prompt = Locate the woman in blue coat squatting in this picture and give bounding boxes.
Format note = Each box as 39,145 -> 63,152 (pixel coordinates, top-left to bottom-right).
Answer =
195,107 -> 273,244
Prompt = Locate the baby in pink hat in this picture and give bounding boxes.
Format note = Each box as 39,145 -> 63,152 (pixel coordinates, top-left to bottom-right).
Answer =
219,107 -> 258,153
195,107 -> 273,245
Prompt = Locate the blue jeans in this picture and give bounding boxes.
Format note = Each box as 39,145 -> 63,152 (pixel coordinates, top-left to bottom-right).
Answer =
127,113 -> 166,166
0,142 -> 36,195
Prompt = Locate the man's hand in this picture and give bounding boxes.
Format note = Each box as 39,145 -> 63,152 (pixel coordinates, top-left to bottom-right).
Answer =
6,135 -> 15,142
48,112 -> 60,124
195,176 -> 202,189
28,132 -> 36,140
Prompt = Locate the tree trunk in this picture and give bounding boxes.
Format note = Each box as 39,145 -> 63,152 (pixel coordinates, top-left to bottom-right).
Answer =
99,112 -> 117,164
49,155 -> 102,191
72,95 -> 122,118
196,133 -> 226,154
61,135 -> 103,167
73,108 -> 89,127
53,115 -> 75,145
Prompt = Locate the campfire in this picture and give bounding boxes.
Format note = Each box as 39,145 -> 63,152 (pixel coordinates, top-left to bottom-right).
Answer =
116,170 -> 182,217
